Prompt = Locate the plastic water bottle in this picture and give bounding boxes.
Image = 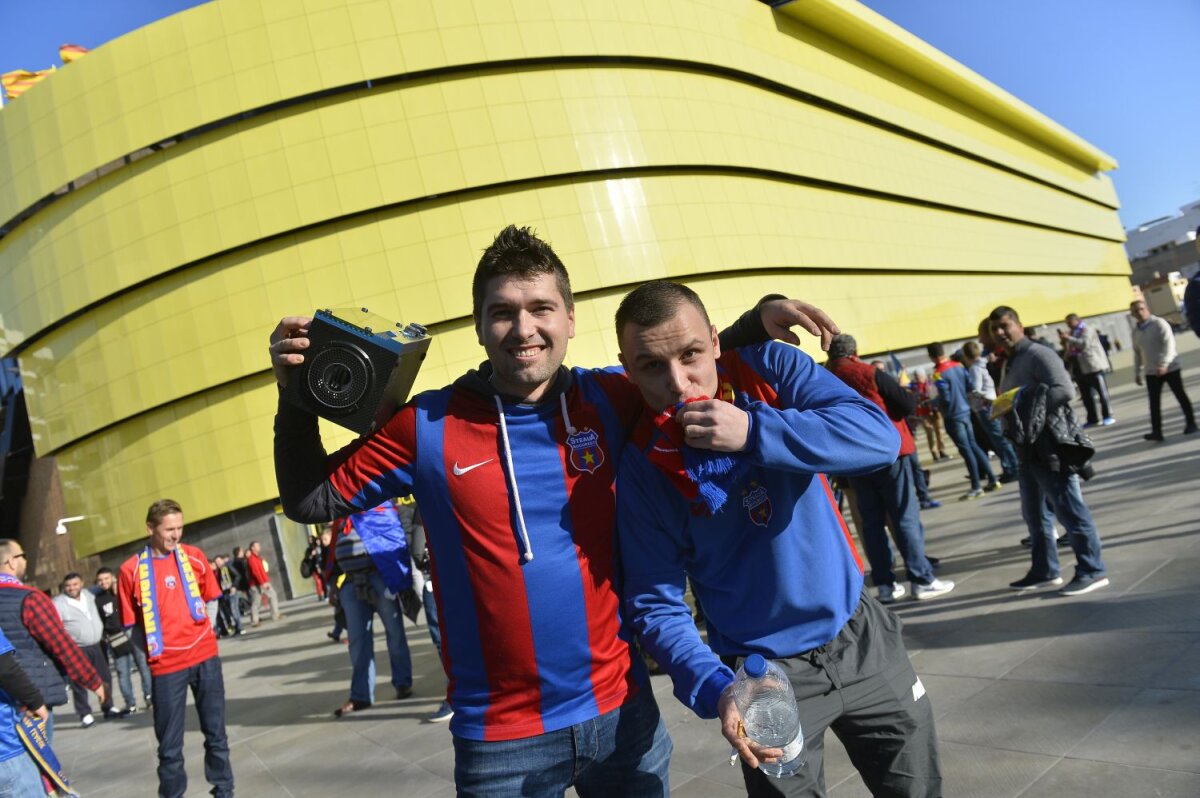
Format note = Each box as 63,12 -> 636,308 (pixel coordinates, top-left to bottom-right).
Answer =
731,654 -> 805,778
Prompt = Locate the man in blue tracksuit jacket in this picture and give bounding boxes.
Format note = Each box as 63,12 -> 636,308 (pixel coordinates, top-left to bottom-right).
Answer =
615,281 -> 943,798
928,341 -> 998,500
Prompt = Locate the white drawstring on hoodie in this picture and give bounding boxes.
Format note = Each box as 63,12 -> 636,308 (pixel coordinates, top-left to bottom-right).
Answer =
491,389 -> 579,564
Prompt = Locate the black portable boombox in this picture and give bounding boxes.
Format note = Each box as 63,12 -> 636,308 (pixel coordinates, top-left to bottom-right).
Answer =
281,308 -> 431,434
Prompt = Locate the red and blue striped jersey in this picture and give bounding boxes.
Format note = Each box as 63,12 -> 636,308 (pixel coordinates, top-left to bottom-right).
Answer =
325,366 -> 645,741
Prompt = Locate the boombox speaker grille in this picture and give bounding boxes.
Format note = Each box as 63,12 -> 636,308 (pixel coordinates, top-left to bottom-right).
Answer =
306,342 -> 374,413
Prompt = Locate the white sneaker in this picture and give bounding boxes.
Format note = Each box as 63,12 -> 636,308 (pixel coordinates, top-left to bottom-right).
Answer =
914,578 -> 956,601
877,583 -> 907,604
80,713 -> 95,728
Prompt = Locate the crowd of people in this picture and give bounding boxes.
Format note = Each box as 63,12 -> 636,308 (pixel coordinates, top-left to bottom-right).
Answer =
0,513 -> 294,797
0,223 -> 1194,797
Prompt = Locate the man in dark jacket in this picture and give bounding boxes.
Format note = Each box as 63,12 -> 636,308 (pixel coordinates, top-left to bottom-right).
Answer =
0,539 -> 105,743
828,335 -> 954,605
990,306 -> 1108,596
95,567 -> 153,712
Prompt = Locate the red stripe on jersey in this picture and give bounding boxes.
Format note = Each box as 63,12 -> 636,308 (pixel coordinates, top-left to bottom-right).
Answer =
721,350 -> 781,407
820,474 -> 864,573
590,370 -> 644,428
558,389 -> 636,715
442,393 -> 543,739
328,405 -> 419,501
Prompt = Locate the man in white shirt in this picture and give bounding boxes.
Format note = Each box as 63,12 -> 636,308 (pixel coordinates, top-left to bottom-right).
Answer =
53,573 -> 125,726
1130,299 -> 1196,442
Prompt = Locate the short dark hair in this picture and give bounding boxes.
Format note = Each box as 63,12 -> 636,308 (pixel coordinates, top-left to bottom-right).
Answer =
146,499 -> 182,526
63,572 -> 82,583
232,546 -> 243,557
615,281 -> 711,339
1066,313 -> 1080,323
472,225 -> 573,321
95,566 -> 113,578
989,305 -> 1020,323
926,342 -> 945,358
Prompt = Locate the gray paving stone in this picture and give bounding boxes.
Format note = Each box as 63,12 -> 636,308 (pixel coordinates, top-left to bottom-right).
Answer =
1069,688 -> 1200,773
1020,758 -> 1200,798
936,679 -> 1139,756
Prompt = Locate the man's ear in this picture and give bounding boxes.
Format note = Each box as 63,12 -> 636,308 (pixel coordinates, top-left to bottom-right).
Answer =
710,324 -> 721,358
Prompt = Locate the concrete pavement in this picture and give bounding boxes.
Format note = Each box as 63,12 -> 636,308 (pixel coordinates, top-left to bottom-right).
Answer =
52,338 -> 1200,797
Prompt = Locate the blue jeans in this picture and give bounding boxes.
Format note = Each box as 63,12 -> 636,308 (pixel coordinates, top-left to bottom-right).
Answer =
943,414 -> 996,490
422,579 -> 441,654
115,643 -> 153,708
340,570 -> 412,704
1017,458 -> 1106,580
453,686 -> 671,797
974,409 -> 1019,476
850,457 -> 936,587
0,751 -> 45,798
904,453 -> 932,502
151,655 -> 233,798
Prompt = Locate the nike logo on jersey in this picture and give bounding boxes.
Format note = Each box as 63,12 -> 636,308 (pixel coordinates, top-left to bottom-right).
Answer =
452,459 -> 494,476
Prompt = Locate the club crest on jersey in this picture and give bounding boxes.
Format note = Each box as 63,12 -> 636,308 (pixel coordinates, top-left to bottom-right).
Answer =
566,427 -> 605,474
165,576 -> 177,589
193,599 -> 206,616
742,481 -> 772,527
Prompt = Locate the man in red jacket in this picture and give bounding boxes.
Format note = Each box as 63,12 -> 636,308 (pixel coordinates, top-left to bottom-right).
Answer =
245,540 -> 283,626
826,334 -> 955,604
118,499 -> 231,798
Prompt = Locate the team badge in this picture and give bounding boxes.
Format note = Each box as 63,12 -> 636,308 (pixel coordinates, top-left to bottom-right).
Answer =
193,599 -> 206,616
165,576 -> 177,589
566,427 -> 605,474
742,481 -> 772,527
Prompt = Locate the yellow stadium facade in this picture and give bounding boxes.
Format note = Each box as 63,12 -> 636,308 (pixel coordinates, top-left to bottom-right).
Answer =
0,0 -> 1129,571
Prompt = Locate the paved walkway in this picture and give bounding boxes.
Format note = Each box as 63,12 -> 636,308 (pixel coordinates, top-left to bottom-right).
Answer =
53,339 -> 1200,797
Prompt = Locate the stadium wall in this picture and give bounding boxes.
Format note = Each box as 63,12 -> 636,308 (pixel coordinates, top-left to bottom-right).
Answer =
0,0 -> 1130,562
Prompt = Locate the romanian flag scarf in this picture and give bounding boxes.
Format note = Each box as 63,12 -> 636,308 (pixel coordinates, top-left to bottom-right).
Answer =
645,385 -> 753,514
137,546 -> 206,660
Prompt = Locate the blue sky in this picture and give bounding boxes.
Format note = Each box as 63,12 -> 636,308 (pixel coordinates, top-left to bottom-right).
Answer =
859,0 -> 1200,230
3,0 -> 1195,230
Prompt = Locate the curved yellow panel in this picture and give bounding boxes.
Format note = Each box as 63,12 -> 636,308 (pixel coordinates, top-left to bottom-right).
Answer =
1,0 -> 1133,562
57,266 -> 1131,558
24,171 -> 1131,453
1,65 -> 1125,349
0,0 -> 1114,234
774,0 -> 1115,171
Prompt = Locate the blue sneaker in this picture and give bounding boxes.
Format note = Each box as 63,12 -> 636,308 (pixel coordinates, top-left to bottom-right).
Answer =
426,701 -> 454,723
1101,417 -> 1116,426
920,499 -> 941,509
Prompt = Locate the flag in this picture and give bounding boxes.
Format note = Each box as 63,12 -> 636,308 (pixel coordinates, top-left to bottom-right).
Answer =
887,350 -> 909,386
59,44 -> 89,64
1,68 -> 54,101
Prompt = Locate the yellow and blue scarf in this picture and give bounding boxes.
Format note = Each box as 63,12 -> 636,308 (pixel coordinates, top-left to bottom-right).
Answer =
17,714 -> 78,796
137,546 -> 206,660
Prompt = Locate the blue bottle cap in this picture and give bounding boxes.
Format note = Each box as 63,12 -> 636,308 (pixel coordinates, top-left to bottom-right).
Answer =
744,654 -> 767,678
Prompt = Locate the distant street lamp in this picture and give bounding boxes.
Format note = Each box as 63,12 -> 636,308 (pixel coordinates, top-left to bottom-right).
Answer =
55,516 -> 85,535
